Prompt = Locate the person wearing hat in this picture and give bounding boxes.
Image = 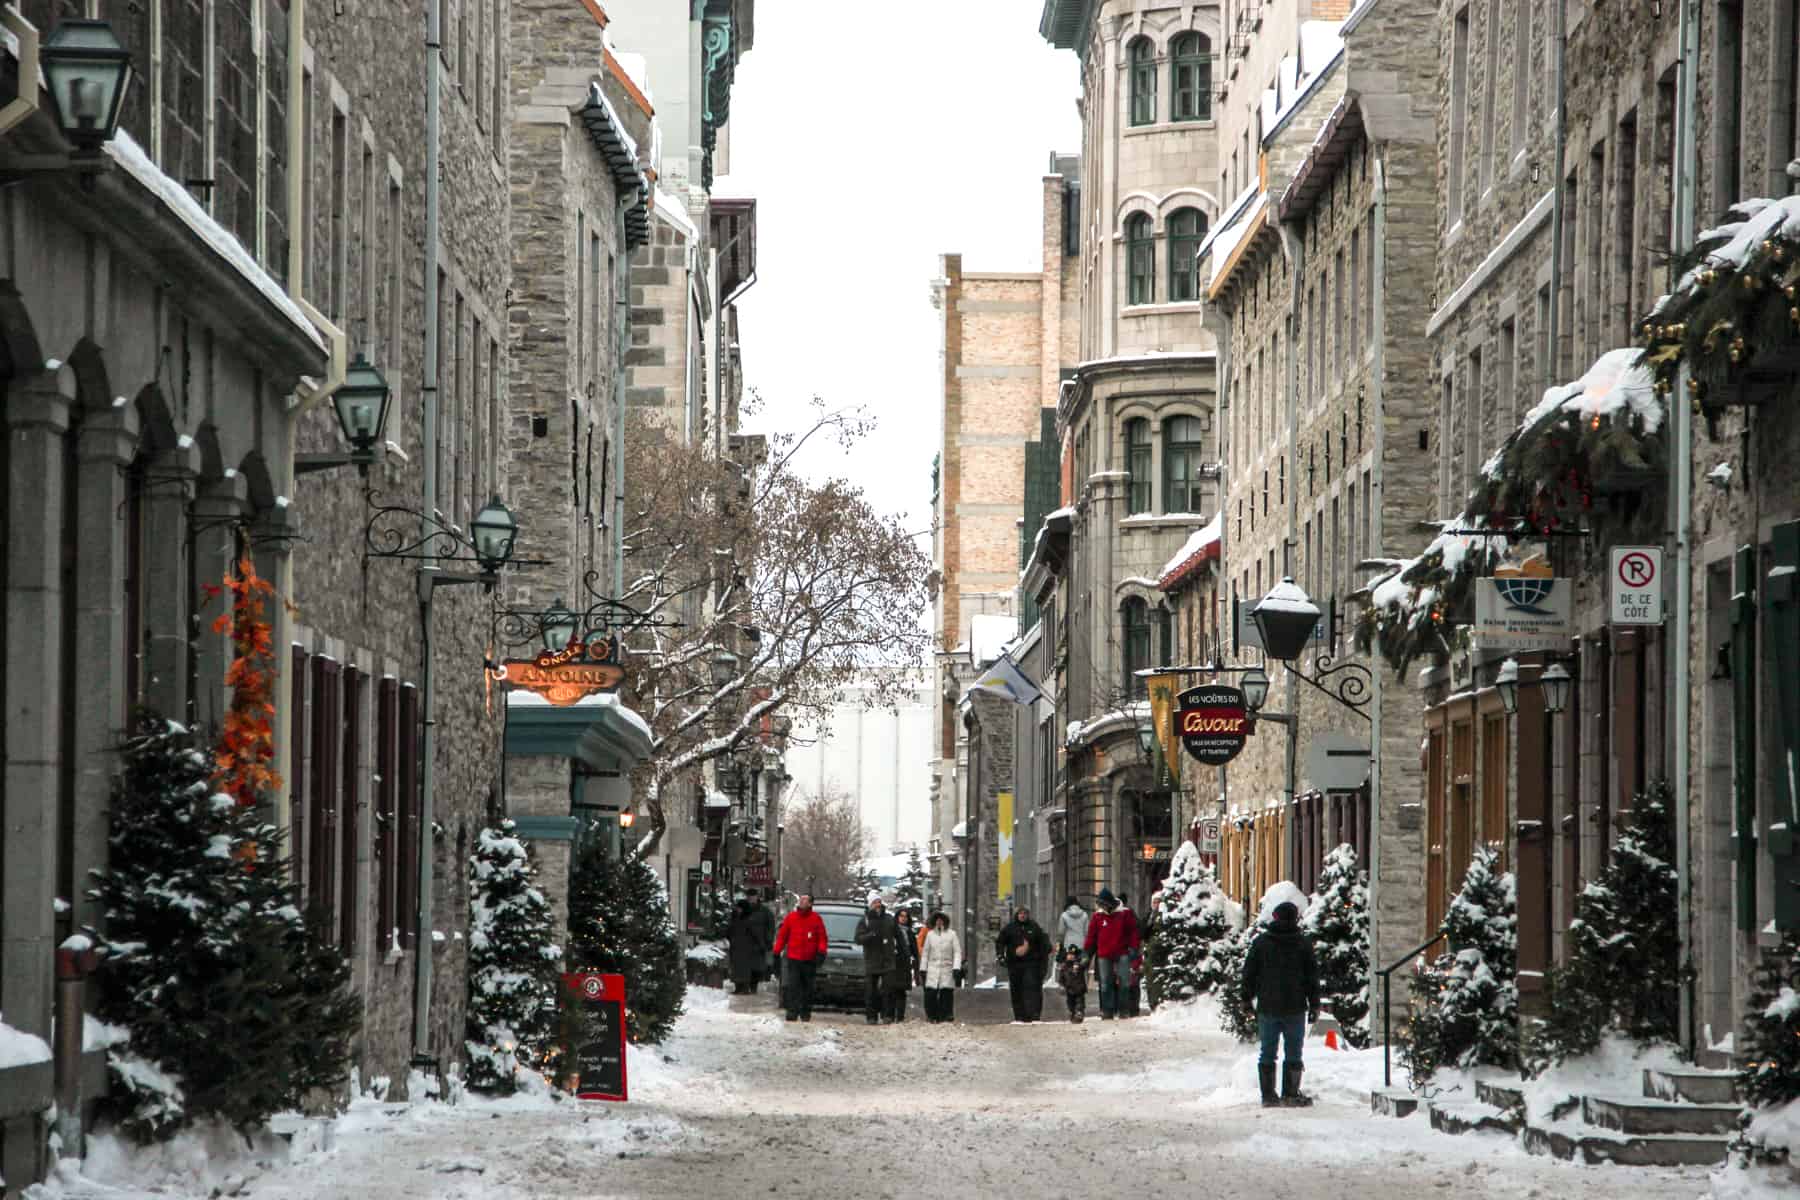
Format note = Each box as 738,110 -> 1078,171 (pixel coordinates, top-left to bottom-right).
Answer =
996,906 -> 1053,1022
1241,899 -> 1321,1107
1082,888 -> 1141,1020
854,894 -> 903,1025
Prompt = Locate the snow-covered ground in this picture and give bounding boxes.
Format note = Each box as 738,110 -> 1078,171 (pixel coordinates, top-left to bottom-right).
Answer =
29,988 -> 1723,1199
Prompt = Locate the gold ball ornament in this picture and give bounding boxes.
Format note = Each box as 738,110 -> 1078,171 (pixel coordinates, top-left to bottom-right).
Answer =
1700,269 -> 1718,287
1743,272 -> 1761,291
1730,336 -> 1748,363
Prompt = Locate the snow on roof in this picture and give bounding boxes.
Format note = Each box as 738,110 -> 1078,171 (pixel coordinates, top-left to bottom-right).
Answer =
1072,350 -> 1219,373
1157,512 -> 1224,588
653,187 -> 698,241
951,821 -> 968,838
1205,191 -> 1269,288
1260,21 -> 1347,145
0,1017 -> 51,1070
969,613 -> 1018,665
704,790 -> 733,809
504,689 -> 653,742
610,50 -> 653,106
1251,577 -> 1320,616
104,131 -> 323,351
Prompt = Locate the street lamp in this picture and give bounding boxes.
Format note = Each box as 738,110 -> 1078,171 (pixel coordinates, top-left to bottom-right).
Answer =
1250,577 -> 1323,661
41,19 -> 134,153
469,497 -> 519,574
710,646 -> 740,688
1241,666 -> 1272,713
1495,657 -> 1521,715
541,598 -> 577,653
618,810 -> 637,829
1542,662 -> 1572,715
299,354 -> 394,476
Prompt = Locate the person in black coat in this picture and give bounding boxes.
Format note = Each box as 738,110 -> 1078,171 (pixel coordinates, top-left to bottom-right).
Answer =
1241,900 -> 1322,1107
884,908 -> 919,1022
854,897 -> 903,1025
996,907 -> 1054,1023
746,898 -> 776,987
726,899 -> 765,994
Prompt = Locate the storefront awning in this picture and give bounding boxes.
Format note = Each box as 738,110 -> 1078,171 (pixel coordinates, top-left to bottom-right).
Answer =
504,691 -> 653,771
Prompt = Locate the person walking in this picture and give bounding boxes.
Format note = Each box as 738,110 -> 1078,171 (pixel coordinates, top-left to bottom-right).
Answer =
1056,946 -> 1088,1023
919,911 -> 962,1023
772,894 -> 829,1022
854,895 -> 902,1025
1056,896 -> 1089,955
1241,900 -> 1321,1108
726,897 -> 764,995
996,906 -> 1053,1023
748,895 -> 776,989
885,908 -> 919,1023
1082,888 -> 1141,1020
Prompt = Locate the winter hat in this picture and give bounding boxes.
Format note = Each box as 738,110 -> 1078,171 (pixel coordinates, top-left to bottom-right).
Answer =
1097,887 -> 1117,906
1272,901 -> 1300,923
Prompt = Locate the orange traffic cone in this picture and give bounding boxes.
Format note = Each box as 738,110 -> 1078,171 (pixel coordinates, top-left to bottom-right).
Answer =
1325,1029 -> 1341,1050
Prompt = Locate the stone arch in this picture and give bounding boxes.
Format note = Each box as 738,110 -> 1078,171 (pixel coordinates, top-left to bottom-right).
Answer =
1115,192 -> 1161,236
132,383 -> 179,458
237,450 -> 278,512
0,279 -> 44,382
193,423 -> 227,483
1157,188 -> 1220,221
65,337 -> 114,421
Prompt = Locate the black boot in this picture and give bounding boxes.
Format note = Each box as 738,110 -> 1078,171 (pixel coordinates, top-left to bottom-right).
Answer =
1281,1064 -> 1313,1107
1258,1064 -> 1279,1108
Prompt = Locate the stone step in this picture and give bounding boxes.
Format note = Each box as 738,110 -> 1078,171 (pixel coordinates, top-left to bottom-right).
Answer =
1583,1093 -> 1742,1136
1427,1099 -> 1522,1137
1369,1087 -> 1419,1118
1642,1066 -> 1740,1105
1475,1079 -> 1525,1111
1522,1123 -> 1730,1168
1695,1045 -> 1735,1071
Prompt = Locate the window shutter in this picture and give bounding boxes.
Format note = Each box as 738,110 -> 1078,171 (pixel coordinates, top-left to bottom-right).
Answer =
1731,543 -> 1758,933
398,682 -> 421,950
376,678 -> 398,951
1764,522 -> 1800,930
340,666 -> 363,955
290,646 -> 309,887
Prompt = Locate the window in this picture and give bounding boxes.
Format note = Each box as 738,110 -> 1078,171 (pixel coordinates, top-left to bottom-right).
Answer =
1122,598 -> 1152,697
359,141 -> 375,350
1500,316 -> 1518,424
1164,415 -> 1206,513
1126,418 -> 1152,513
1349,229 -> 1361,366
329,106 -> 346,320
1332,250 -> 1345,381
1126,213 -> 1155,304
1780,0 -> 1800,193
1171,33 -> 1211,122
1479,0 -> 1500,193
1167,207 -> 1206,302
1714,1 -> 1743,211
1511,0 -> 1532,159
1449,6 -> 1470,225
386,173 -> 402,390
1129,39 -> 1157,126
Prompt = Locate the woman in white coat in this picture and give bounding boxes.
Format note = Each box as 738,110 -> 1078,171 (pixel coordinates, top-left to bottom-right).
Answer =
919,910 -> 963,1024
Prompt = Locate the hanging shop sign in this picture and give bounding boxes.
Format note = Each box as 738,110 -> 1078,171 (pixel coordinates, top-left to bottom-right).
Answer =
561,972 -> 628,1102
1146,672 -> 1182,790
1474,557 -> 1572,650
740,862 -> 775,887
1176,684 -> 1250,766
495,637 -> 624,705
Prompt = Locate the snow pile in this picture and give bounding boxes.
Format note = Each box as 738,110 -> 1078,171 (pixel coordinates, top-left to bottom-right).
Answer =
1518,1035 -> 1685,1128
685,940 -> 727,965
1714,1102 -> 1800,1199
1654,195 -> 1800,313
0,1014 -> 51,1069
1256,880 -> 1310,923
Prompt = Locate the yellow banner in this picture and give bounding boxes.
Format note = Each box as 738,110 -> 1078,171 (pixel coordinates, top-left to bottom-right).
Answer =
1146,672 -> 1182,791
997,791 -> 1014,903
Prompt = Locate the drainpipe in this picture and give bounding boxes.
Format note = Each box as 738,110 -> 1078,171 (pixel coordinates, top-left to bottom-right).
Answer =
1670,0 -> 1701,1058
1368,148 -> 1390,1039
413,0 -> 443,1064
1277,222 -> 1305,878
614,194 -> 633,599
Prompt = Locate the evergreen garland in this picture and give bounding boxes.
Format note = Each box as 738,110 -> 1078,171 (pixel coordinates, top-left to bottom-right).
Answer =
566,838 -> 686,1044
1527,782 -> 1680,1070
92,714 -> 360,1142
1399,846 -> 1518,1083
1303,844 -> 1371,1048
464,820 -> 563,1094
1146,842 -> 1236,1004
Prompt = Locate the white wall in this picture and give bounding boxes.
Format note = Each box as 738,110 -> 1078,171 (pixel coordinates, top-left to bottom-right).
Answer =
784,678 -> 934,852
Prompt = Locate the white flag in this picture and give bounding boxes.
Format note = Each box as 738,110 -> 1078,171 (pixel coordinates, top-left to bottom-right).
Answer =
966,653 -> 1043,706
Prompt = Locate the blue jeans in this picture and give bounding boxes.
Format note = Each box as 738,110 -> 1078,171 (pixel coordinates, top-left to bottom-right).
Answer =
1096,955 -> 1127,1015
1257,1014 -> 1306,1068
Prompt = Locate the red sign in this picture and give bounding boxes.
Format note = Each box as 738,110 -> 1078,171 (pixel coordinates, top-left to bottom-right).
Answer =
562,972 -> 628,1102
1176,684 -> 1250,766
742,863 -> 775,886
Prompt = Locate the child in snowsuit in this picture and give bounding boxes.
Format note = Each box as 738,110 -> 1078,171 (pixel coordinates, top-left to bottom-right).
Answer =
1057,947 -> 1088,1023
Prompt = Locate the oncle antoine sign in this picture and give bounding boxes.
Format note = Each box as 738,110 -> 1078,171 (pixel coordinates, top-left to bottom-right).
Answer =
494,636 -> 625,706
1176,684 -> 1250,766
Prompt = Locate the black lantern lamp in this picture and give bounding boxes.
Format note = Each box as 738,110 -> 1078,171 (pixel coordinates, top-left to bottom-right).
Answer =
41,19 -> 134,153
541,598 -> 577,653
710,646 -> 740,688
333,354 -> 392,457
1495,657 -> 1521,715
469,497 -> 519,575
1241,665 -> 1271,713
1251,577 -> 1323,662
1542,661 -> 1572,715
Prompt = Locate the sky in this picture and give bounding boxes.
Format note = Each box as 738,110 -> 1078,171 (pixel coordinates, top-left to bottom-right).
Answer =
715,1 -> 1082,533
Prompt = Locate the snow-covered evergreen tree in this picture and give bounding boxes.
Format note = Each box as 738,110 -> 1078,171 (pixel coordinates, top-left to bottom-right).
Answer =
1740,931 -> 1800,1110
1208,919 -> 1260,1043
895,845 -> 929,916
1302,843 -> 1371,1047
852,860 -> 882,902
566,838 -> 686,1044
91,714 -> 360,1141
1147,842 -> 1236,1003
1529,783 -> 1679,1069
1400,845 -> 1517,1082
464,820 -> 563,1094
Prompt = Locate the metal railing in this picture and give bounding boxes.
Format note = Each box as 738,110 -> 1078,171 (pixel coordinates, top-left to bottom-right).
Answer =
1377,931 -> 1446,1088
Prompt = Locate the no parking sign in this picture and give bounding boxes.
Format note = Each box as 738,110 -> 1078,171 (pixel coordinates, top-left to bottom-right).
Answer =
1609,547 -> 1663,626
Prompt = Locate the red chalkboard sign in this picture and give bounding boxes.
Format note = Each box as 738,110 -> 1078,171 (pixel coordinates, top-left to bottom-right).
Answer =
562,972 -> 628,1102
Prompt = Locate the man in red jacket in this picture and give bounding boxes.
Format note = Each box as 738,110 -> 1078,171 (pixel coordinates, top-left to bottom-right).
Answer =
773,894 -> 829,1022
1082,888 -> 1141,1020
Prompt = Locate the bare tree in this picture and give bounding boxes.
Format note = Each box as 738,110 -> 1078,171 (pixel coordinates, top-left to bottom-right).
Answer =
779,785 -> 870,901
619,398 -> 932,855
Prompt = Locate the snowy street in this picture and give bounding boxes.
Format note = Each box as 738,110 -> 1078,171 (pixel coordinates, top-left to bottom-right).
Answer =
43,987 -> 1717,1200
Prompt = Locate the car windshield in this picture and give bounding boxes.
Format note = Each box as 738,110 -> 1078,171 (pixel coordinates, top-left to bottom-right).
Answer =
818,910 -> 864,945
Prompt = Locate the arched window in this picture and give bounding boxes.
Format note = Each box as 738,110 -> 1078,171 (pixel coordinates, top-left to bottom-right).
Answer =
1125,213 -> 1155,305
1167,207 -> 1208,302
1164,414 -> 1208,513
1125,418 -> 1152,513
1171,33 -> 1212,122
1129,38 -> 1157,126
1121,597 -> 1151,696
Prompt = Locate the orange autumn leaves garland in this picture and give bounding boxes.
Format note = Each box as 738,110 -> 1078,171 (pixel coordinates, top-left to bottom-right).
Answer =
203,557 -> 282,807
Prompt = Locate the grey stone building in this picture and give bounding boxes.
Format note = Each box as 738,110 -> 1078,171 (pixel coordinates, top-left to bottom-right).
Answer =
1194,0 -> 1438,1031
1035,0 -> 1223,905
